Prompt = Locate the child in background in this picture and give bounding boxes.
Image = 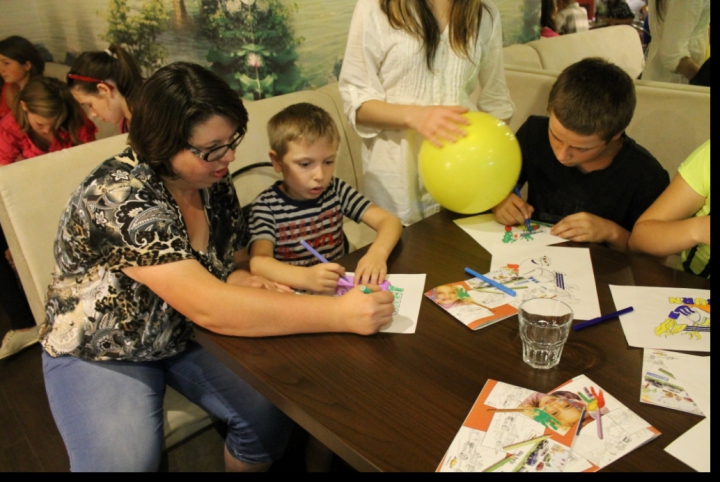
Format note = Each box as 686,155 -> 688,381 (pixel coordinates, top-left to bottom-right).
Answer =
554,0 -> 590,34
492,58 -> 669,252
248,103 -> 402,294
0,76 -> 96,165
629,140 -> 710,278
0,35 -> 45,119
540,0 -> 560,38
66,44 -> 143,133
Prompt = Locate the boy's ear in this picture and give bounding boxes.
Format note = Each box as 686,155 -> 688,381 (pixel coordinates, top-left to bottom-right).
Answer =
269,150 -> 282,172
610,130 -> 624,142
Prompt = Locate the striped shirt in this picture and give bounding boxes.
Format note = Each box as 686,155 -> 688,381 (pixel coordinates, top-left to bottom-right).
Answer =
249,178 -> 372,265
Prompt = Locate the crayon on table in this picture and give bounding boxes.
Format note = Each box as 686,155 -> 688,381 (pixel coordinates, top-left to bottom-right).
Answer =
465,267 -> 517,297
572,306 -> 634,331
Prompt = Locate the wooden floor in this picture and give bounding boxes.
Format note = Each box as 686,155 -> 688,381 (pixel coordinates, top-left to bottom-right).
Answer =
0,307 -> 351,472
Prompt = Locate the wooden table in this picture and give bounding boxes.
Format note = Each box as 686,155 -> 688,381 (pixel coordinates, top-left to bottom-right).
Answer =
195,210 -> 709,472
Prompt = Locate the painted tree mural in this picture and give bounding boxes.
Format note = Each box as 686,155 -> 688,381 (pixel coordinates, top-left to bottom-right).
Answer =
102,0 -> 169,76
200,0 -> 306,99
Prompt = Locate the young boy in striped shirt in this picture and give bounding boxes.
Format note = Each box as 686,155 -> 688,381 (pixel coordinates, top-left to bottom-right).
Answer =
248,103 -> 402,294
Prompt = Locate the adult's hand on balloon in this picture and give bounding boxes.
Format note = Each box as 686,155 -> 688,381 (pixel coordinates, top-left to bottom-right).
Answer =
408,105 -> 470,147
492,193 -> 534,226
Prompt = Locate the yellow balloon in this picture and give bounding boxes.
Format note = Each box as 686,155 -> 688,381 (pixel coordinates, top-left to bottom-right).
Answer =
419,112 -> 521,214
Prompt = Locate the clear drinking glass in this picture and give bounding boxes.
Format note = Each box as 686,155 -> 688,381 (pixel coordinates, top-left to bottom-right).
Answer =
518,298 -> 574,369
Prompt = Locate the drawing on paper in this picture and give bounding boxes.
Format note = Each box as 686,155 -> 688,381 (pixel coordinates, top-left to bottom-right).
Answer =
498,255 -> 579,306
501,222 -> 548,244
655,297 -> 710,340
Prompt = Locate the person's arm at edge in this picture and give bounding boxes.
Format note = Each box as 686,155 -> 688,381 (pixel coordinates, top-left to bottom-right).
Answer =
354,205 -> 403,285
629,172 -> 709,256
122,259 -> 394,337
249,239 -> 346,294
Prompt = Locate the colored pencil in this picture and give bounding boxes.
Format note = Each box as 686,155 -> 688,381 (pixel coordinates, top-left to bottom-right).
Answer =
465,267 -> 517,297
300,239 -> 350,282
503,435 -> 551,451
513,185 -> 533,233
572,306 -> 634,331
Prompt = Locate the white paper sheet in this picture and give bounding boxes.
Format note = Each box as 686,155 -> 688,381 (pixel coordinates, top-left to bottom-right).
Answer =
609,286 -> 710,352
345,273 -> 426,334
640,349 -> 708,415
454,214 -> 566,256
663,354 -> 710,472
490,247 -> 601,320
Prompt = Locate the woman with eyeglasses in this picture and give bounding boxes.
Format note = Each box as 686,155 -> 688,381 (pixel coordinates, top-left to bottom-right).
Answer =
40,62 -> 394,472
0,76 -> 96,165
66,44 -> 143,133
0,35 -> 45,119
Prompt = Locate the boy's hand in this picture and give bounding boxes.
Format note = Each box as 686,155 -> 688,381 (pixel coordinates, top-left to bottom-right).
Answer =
354,252 -> 388,285
492,193 -> 534,227
551,212 -> 628,250
306,263 -> 347,295
336,285 -> 394,335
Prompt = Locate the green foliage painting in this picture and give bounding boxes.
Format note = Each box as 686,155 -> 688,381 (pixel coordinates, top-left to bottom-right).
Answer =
101,0 -> 169,76
200,0 -> 306,99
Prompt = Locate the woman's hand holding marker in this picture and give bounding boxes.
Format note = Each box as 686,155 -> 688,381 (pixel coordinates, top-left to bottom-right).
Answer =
338,284 -> 394,335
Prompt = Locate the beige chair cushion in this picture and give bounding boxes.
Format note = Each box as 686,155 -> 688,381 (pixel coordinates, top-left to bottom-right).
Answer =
502,44 -> 543,69
525,25 -> 645,79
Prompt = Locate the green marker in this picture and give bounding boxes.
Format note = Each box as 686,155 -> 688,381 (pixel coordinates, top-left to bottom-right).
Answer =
360,285 -> 373,294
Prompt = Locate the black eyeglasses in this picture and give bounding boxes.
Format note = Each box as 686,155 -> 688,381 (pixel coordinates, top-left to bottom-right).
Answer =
187,131 -> 244,162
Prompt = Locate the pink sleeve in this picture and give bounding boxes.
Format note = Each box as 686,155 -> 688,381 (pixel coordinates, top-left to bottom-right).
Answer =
0,116 -> 22,165
78,118 -> 98,144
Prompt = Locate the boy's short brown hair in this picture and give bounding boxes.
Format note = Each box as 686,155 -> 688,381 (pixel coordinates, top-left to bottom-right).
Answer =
267,103 -> 340,161
548,57 -> 636,142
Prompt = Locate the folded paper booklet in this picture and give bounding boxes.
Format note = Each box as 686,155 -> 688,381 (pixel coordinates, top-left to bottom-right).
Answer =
437,379 -> 584,472
438,375 -> 661,472
425,269 -> 551,330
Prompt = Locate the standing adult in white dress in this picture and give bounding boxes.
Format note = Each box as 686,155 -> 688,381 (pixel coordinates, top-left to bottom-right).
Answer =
642,0 -> 710,84
339,0 -> 515,225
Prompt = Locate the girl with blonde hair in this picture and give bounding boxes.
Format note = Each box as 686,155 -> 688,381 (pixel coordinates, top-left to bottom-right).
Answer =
0,76 -> 96,165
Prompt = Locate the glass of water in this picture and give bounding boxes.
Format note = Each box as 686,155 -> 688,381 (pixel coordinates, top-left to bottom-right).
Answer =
518,298 -> 574,369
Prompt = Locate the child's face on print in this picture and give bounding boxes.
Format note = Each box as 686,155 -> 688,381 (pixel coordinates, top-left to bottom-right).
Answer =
435,285 -> 460,306
272,138 -> 337,201
547,113 -> 621,171
538,394 -> 582,427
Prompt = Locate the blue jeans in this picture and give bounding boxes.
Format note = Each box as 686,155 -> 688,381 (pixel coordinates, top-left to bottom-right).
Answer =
42,343 -> 292,472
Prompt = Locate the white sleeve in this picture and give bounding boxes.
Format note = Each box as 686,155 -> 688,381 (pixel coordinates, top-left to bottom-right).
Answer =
338,0 -> 386,139
657,0 -> 705,72
476,4 -> 515,121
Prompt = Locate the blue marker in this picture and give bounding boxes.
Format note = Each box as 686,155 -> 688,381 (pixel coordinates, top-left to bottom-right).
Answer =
300,239 -> 350,282
464,267 -> 517,297
513,185 -> 533,234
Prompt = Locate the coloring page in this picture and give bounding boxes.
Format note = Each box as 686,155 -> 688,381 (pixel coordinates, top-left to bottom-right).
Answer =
610,285 -> 710,352
640,349 -> 706,415
490,247 -> 601,320
454,214 -> 566,256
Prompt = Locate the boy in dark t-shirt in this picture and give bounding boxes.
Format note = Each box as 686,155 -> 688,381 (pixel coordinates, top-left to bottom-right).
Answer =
492,57 -> 669,252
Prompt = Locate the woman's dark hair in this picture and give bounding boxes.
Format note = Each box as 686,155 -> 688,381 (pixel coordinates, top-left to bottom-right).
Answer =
13,76 -> 87,145
129,62 -> 249,178
381,0 -> 491,70
541,0 -> 557,32
548,57 -> 636,142
0,36 -> 45,77
66,45 -> 143,110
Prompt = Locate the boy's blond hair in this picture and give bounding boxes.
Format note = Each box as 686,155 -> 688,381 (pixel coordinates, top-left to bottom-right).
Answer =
267,103 -> 340,161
